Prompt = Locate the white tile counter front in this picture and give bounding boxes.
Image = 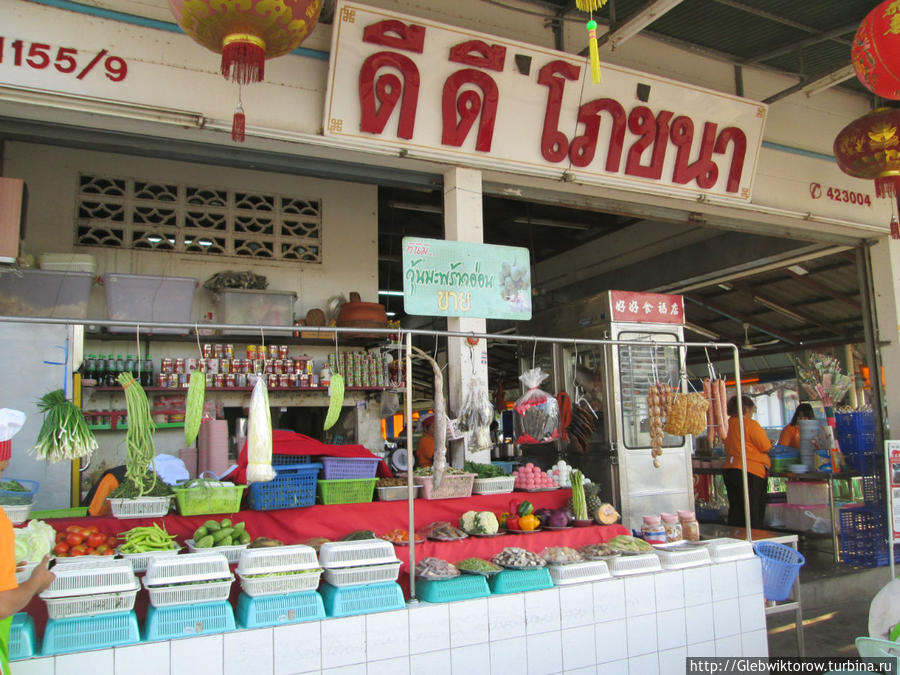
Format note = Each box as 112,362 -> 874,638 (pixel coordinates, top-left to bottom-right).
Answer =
13,557 -> 767,675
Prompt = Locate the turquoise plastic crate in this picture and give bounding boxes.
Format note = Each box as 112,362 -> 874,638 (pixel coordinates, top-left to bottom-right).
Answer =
320,581 -> 405,617
488,568 -> 554,595
9,612 -> 37,660
417,575 -> 490,603
236,591 -> 325,628
42,611 -> 139,655
143,601 -> 235,641
248,463 -> 322,510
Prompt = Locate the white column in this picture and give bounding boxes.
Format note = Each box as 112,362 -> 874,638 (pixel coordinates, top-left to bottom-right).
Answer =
444,167 -> 491,466
870,237 -> 900,436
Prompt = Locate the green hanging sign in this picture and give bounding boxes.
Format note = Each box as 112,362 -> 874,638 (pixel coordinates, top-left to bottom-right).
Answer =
402,237 -> 532,320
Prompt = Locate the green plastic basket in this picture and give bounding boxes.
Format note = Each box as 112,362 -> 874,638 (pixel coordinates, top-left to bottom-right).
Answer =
317,478 -> 377,505
417,575 -> 490,603
488,568 -> 554,595
31,507 -> 88,520
172,483 -> 247,516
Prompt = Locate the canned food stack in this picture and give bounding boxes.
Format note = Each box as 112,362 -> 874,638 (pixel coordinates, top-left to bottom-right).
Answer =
327,351 -> 386,388
317,539 -> 405,617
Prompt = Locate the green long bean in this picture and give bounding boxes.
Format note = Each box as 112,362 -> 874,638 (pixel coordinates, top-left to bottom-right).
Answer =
118,373 -> 157,497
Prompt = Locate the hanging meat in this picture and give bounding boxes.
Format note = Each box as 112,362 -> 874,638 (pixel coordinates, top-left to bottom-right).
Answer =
647,383 -> 671,468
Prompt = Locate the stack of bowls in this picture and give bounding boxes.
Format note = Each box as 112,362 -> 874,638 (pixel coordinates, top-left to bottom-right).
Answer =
798,419 -> 820,470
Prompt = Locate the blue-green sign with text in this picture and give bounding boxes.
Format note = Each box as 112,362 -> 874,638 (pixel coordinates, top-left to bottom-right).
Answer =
402,238 -> 532,320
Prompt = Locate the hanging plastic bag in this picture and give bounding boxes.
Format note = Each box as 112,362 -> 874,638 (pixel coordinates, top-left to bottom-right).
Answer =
246,376 -> 276,484
805,510 -> 831,534
513,368 -> 560,444
458,379 -> 494,452
380,390 -> 400,419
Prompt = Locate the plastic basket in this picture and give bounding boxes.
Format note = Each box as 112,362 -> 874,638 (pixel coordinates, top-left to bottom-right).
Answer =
835,411 -> 876,458
239,569 -> 322,597
488,568 -> 553,594
548,560 -> 611,585
186,539 -> 247,564
840,504 -> 889,567
2,502 -> 32,524
863,473 -> 886,506
9,613 -> 37,660
144,552 -> 234,607
108,496 -> 172,519
606,553 -> 663,577
237,590 -> 325,628
117,547 -> 180,573
417,575 -> 490,602
143,601 -> 235,641
248,463 -> 321,510
322,561 -> 402,587
42,611 -> 140,655
30,506 -> 88,519
0,479 -> 39,502
273,454 -> 311,465
413,473 -> 476,500
376,485 -> 420,501
471,476 -> 516,495
320,456 -> 380,480
318,539 -> 398,569
238,544 -> 320,574
706,538 -> 756,562
172,483 -> 246,516
652,543 -> 711,569
41,559 -> 137,598
319,581 -> 405,617
317,478 -> 377,505
753,541 -> 804,601
44,587 -> 139,619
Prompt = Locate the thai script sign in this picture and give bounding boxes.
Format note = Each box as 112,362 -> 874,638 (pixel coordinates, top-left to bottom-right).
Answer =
402,237 -> 532,319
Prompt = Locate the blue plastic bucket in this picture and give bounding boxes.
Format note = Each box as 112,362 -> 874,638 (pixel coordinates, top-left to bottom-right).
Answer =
753,541 -> 805,601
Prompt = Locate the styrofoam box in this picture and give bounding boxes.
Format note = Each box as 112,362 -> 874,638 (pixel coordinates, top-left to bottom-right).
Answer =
0,269 -> 93,319
38,253 -> 97,274
103,273 -> 196,334
781,504 -> 832,532
786,480 -> 829,505
214,288 -> 297,335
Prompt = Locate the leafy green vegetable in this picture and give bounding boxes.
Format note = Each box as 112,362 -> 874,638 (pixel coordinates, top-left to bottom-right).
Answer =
0,481 -> 28,492
109,473 -> 173,498
463,461 -> 505,478
14,519 -> 55,563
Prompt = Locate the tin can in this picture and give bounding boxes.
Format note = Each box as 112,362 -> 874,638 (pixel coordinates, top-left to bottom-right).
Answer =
201,343 -> 212,358
267,374 -> 279,388
169,373 -> 180,388
279,374 -> 291,389
185,358 -> 198,373
157,373 -> 168,388
299,372 -> 309,388
174,358 -> 185,374
268,345 -> 279,360
213,374 -> 225,388
220,359 -> 231,375
206,358 -> 219,374
225,373 -> 236,388
161,357 -> 174,374
179,373 -> 189,388
225,344 -> 234,358
272,359 -> 283,375
235,373 -> 247,388
198,358 -> 207,373
246,344 -> 257,360
205,372 -> 214,387
214,344 -> 225,359
311,374 -> 319,387
279,345 -> 289,359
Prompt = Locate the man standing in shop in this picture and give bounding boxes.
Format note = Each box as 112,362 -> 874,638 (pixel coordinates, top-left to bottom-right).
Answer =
415,413 -> 435,468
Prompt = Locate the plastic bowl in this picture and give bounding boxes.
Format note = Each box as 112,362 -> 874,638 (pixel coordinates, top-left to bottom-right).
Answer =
788,464 -> 808,473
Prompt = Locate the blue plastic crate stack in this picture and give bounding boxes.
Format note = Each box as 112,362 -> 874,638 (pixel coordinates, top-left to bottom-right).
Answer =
839,504 -> 893,567
317,539 -> 405,617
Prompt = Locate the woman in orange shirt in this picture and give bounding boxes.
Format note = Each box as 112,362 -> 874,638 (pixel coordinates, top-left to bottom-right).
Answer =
414,414 -> 435,468
723,395 -> 773,530
777,403 -> 815,449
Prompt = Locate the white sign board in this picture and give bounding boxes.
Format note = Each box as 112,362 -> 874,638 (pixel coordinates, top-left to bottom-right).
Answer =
324,1 -> 767,201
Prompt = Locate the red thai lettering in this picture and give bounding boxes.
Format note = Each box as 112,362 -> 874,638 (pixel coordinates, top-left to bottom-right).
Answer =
363,19 -> 425,52
359,52 -> 420,139
714,127 -> 747,193
449,40 -> 506,71
569,98 -> 626,170
670,116 -> 718,189
625,106 -> 674,180
441,69 -> 499,152
538,60 -> 580,163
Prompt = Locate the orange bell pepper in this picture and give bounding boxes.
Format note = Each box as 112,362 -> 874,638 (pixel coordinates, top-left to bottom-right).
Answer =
518,514 -> 540,531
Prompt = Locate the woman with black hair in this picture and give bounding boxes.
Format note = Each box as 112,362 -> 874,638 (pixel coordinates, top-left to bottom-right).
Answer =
777,402 -> 815,449
723,395 -> 773,529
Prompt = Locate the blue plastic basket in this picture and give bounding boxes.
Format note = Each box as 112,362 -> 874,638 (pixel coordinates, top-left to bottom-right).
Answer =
0,479 -> 39,502
236,591 -> 325,628
320,456 -> 380,480
840,504 -> 889,567
488,568 -> 554,595
143,601 -> 236,641
417,575 -> 490,603
753,541 -> 805,601
272,454 -> 311,465
9,612 -> 37,660
248,463 -> 321,510
319,581 -> 405,617
42,611 -> 140,655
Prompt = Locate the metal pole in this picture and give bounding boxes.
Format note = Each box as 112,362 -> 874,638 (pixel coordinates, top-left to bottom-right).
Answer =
733,348 -> 752,541
405,330 -> 417,601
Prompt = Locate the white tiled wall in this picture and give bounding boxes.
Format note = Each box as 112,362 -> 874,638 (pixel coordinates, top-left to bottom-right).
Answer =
21,559 -> 767,675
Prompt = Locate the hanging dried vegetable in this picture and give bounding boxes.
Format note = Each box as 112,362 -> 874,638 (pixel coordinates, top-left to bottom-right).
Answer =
410,346 -> 447,490
647,383 -> 671,468
567,399 -> 600,454
457,378 -> 493,453
663,392 -> 709,436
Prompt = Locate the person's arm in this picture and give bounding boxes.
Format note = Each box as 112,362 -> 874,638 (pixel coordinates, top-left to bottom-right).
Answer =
0,555 -> 55,620
749,421 -> 774,454
777,425 -> 794,447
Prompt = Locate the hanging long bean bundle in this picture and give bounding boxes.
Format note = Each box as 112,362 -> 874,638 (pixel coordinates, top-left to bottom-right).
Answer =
30,389 -> 98,462
117,372 -> 157,496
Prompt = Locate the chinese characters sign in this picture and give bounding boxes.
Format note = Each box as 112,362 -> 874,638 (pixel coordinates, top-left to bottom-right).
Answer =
609,291 -> 684,325
402,237 -> 532,319
324,2 -> 766,201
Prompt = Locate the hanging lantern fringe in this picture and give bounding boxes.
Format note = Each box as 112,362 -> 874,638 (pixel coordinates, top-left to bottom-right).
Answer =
586,20 -> 601,84
890,216 -> 900,240
875,175 -> 900,199
231,101 -> 246,143
575,0 -> 606,11
222,34 -> 266,85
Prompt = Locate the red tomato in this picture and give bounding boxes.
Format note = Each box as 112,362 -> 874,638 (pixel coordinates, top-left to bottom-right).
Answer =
101,548 -> 115,555
54,542 -> 70,555
66,532 -> 84,547
106,536 -> 118,548
56,533 -> 66,544
95,544 -> 108,554
69,545 -> 87,556
84,526 -> 99,534
79,529 -> 92,540
86,548 -> 98,555
65,525 -> 83,534
86,532 -> 105,548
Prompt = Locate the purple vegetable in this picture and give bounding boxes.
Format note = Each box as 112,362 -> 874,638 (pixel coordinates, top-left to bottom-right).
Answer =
534,508 -> 554,525
549,509 -> 570,528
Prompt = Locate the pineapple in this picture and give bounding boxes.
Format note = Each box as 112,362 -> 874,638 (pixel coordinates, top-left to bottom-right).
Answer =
567,481 -> 603,516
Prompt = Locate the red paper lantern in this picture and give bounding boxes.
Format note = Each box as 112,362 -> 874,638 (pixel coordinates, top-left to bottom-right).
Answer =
852,1 -> 900,100
834,107 -> 900,238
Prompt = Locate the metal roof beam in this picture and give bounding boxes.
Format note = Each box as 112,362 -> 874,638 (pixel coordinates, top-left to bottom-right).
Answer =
711,0 -> 851,44
731,280 -> 848,338
763,63 -> 858,104
683,294 -> 798,344
596,0 -> 685,50
742,21 -> 858,65
787,268 -> 862,311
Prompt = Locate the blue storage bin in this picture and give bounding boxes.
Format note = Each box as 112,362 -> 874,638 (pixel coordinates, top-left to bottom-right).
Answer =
143,601 -> 235,641
836,411 -> 876,458
9,612 -> 37,660
236,591 -> 325,628
417,575 -> 490,603
43,611 -> 139,655
0,479 -> 39,503
248,463 -> 321,510
488,568 -> 554,595
840,504 -> 889,567
491,461 -> 518,475
320,581 -> 405,617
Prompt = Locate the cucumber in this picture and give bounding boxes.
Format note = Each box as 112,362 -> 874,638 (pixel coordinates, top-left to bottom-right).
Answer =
216,535 -> 233,546
204,520 -> 221,532
219,518 -> 232,529
196,535 -> 215,548
233,522 -> 245,534
193,526 -> 208,541
212,527 -> 234,543
238,531 -> 251,545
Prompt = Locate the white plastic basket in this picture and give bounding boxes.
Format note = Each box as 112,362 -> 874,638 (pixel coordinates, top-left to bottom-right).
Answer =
144,552 -> 231,586
236,545 -> 320,576
108,496 -> 172,519
41,559 -> 137,598
2,503 -> 32,524
144,578 -> 234,607
44,585 -> 139,619
376,485 -> 420,501
185,539 -> 248,564
239,570 -> 322,597
116,547 -> 180,573
548,560 -> 611,585
606,553 -> 662,577
471,476 -> 515,495
652,543 -> 711,569
318,539 -> 399,569
15,562 -> 36,585
322,561 -> 402,587
706,538 -> 756,562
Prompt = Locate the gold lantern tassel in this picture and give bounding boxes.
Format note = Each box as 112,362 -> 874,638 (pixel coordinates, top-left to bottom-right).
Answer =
575,0 -> 607,11
587,20 -> 601,84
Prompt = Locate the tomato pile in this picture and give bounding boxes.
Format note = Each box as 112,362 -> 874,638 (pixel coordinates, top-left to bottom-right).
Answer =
54,525 -> 118,557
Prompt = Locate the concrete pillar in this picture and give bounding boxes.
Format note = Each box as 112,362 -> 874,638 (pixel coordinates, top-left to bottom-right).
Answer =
870,237 -> 900,437
443,167 -> 491,466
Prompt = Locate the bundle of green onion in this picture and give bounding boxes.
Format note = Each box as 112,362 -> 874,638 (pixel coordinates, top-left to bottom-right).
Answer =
30,389 -> 98,463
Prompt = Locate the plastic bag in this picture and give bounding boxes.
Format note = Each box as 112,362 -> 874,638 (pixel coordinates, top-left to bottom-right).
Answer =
380,390 -> 400,419
458,380 -> 494,452
246,376 -> 275,484
805,510 -> 831,534
513,368 -> 559,444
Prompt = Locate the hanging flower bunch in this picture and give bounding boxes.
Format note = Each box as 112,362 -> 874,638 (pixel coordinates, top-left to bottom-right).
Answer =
792,353 -> 853,407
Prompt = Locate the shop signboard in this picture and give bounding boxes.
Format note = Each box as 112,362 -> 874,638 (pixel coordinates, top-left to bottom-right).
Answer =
608,290 -> 684,325
402,237 -> 531,319
325,1 -> 767,202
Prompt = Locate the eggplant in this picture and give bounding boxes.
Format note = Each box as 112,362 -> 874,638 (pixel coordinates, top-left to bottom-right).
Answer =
534,508 -> 554,526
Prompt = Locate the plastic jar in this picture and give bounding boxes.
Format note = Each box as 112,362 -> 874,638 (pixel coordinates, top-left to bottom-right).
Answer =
641,515 -> 667,544
678,510 -> 700,542
661,512 -> 682,542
